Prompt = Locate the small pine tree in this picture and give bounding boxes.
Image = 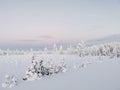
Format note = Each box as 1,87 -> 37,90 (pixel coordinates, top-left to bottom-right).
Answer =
23,56 -> 39,81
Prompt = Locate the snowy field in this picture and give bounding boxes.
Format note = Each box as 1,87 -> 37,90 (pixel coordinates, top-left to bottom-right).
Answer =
0,54 -> 120,90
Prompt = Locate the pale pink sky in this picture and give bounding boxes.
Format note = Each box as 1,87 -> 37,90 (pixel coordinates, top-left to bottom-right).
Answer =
0,0 -> 120,49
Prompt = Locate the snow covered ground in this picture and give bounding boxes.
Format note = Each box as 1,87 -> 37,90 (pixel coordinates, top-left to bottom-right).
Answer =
0,54 -> 120,90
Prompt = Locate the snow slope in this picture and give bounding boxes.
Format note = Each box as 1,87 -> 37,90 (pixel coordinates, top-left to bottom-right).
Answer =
0,55 -> 120,90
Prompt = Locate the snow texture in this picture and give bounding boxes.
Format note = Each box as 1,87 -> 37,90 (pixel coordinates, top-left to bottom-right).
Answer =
0,54 -> 120,90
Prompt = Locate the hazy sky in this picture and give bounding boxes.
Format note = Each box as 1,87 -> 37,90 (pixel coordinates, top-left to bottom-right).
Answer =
0,0 -> 120,49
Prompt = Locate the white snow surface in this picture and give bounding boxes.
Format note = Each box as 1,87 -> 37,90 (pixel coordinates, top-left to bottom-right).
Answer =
0,54 -> 120,90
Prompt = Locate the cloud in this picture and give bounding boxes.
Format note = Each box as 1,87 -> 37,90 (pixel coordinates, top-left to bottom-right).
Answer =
18,40 -> 38,42
16,35 -> 55,44
38,35 -> 54,39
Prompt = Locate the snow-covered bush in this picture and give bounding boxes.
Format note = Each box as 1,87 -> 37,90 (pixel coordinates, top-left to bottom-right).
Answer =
2,74 -> 17,88
23,56 -> 67,81
54,59 -> 67,73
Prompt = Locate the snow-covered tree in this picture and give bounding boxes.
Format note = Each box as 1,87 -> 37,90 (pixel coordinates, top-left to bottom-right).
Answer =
67,45 -> 76,55
44,47 -> 48,54
53,44 -> 58,53
83,42 -> 120,58
23,56 -> 40,81
59,45 -> 64,54
77,40 -> 85,57
0,49 -> 3,55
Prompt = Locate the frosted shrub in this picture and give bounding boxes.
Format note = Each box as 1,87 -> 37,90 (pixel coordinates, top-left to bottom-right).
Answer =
2,74 -> 17,88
